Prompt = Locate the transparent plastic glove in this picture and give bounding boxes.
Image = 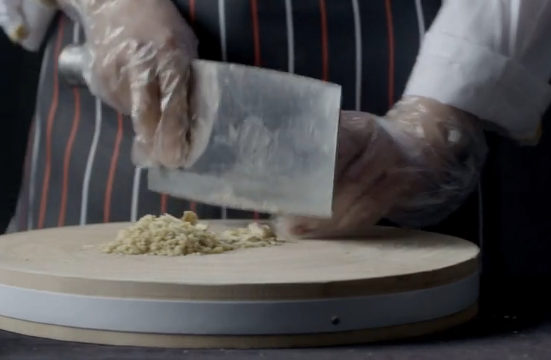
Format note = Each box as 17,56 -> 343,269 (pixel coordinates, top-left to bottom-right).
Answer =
58,0 -> 199,168
276,96 -> 488,239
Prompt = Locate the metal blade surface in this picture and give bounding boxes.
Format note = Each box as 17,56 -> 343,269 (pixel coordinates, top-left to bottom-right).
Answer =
148,60 -> 341,217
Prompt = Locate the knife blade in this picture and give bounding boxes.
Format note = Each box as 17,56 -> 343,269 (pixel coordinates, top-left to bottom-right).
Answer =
58,45 -> 342,217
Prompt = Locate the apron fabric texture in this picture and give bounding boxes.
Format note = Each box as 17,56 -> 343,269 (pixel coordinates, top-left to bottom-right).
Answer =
11,0 -> 448,231
7,0 -> 551,318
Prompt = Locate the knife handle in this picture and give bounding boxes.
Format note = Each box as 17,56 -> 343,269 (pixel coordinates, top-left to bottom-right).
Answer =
58,44 -> 88,87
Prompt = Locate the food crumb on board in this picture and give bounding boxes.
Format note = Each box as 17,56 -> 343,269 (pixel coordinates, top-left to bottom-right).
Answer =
100,211 -> 281,256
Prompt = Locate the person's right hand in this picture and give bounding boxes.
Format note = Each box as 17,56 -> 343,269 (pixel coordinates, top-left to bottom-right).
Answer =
276,97 -> 488,239
58,0 -> 199,169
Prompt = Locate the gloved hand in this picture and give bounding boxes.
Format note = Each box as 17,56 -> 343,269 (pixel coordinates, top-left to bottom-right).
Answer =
58,0 -> 199,168
276,96 -> 488,238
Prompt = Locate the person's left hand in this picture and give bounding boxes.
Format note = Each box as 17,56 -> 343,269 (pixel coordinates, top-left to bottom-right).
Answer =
58,0 -> 200,169
276,96 -> 488,239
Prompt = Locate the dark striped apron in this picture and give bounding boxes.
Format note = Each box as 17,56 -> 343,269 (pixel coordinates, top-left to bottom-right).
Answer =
11,0 -> 445,230
9,0 -> 551,318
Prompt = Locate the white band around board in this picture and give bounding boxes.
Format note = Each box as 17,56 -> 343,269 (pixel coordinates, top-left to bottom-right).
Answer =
0,274 -> 479,335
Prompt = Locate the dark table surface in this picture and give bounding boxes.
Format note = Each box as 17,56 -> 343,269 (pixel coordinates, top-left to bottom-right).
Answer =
2,315 -> 551,360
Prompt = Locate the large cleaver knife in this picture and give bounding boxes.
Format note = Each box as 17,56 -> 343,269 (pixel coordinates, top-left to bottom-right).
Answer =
58,45 -> 341,217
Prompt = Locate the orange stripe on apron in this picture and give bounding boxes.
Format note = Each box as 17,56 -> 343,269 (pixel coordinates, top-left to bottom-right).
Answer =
58,86 -> 82,226
189,0 -> 196,23
160,194 -> 168,214
103,112 -> 124,222
38,16 -> 65,229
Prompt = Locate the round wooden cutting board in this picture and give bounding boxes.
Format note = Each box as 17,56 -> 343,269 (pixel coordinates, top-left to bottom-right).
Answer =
0,221 -> 480,349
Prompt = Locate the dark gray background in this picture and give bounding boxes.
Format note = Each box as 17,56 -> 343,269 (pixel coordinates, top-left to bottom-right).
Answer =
2,316 -> 551,359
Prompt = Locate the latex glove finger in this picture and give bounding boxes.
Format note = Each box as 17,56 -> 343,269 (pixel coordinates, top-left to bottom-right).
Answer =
274,186 -> 378,239
333,111 -> 373,179
338,169 -> 410,231
129,65 -> 161,168
153,54 -> 192,169
83,44 -> 129,113
274,178 -> 385,240
337,111 -> 401,183
275,112 -> 388,239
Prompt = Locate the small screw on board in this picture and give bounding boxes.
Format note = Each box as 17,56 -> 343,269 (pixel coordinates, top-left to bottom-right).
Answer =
331,316 -> 340,325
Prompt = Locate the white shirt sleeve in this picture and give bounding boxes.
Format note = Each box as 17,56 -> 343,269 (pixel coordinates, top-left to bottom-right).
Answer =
404,0 -> 551,143
20,0 -> 57,51
0,0 -> 57,51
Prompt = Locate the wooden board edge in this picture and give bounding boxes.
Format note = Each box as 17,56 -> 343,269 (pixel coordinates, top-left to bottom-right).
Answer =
0,304 -> 478,349
0,256 -> 480,301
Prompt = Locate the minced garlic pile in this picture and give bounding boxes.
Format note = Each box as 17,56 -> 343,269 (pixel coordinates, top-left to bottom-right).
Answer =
100,211 -> 279,256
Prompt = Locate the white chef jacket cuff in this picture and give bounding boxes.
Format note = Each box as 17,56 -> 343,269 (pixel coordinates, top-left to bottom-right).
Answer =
405,31 -> 551,143
19,0 -> 57,52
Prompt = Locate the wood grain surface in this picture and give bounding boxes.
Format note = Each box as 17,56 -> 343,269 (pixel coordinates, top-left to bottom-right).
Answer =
0,305 -> 478,349
0,221 -> 480,348
0,221 -> 480,300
